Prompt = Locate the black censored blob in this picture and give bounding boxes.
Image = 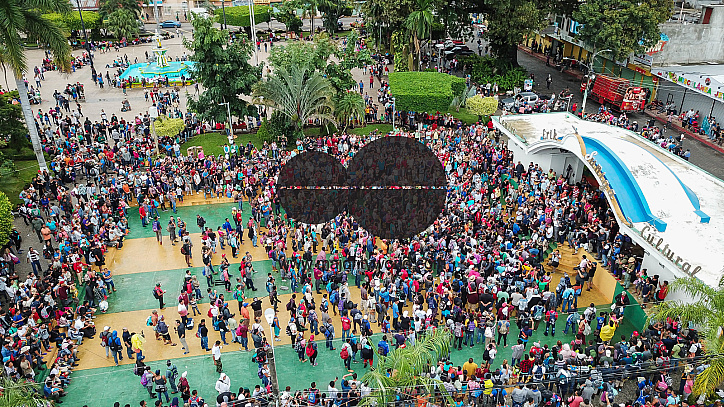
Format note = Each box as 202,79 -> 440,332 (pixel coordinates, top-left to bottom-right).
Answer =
347,136 -> 447,239
276,151 -> 348,225
276,137 -> 447,240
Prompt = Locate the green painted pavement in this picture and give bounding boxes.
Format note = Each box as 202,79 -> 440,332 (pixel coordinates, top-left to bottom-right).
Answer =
105,260 -> 299,314
61,315 -> 637,407
125,201 -> 253,240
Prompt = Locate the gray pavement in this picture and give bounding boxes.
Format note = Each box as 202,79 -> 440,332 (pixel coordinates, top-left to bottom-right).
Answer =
516,50 -> 724,180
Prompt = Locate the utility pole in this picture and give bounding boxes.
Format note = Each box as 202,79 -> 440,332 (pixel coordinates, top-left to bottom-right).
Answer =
264,309 -> 280,399
580,48 -> 611,117
74,0 -> 94,70
221,0 -> 227,29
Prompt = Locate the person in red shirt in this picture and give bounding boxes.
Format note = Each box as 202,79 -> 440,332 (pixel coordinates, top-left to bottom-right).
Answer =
519,354 -> 534,381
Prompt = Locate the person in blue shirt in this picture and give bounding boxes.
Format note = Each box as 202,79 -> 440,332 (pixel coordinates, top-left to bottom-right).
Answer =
377,336 -> 390,356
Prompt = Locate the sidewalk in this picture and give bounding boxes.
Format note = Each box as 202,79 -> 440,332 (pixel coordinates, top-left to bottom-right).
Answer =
641,109 -> 724,155
519,45 -> 724,155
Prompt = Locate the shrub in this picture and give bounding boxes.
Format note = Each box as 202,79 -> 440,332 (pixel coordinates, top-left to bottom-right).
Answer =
215,6 -> 270,27
465,95 -> 498,117
461,55 -> 528,91
0,192 -> 12,247
44,11 -> 102,33
389,72 -> 466,113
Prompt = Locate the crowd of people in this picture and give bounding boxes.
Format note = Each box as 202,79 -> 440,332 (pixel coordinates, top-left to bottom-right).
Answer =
0,28 -> 703,407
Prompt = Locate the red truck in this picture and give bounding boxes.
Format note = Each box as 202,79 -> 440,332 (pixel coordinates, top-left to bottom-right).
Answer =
581,74 -> 647,111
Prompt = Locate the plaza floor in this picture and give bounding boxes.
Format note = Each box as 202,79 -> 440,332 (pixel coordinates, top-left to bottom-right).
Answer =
14,31 -> 638,407
54,195 -> 636,407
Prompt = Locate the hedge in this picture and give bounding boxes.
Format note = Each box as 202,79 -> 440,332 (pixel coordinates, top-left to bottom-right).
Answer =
388,71 -> 466,113
214,5 -> 270,27
44,11 -> 102,32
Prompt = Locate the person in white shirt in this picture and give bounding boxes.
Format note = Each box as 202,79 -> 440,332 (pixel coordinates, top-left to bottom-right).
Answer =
215,372 -> 230,394
212,341 -> 223,373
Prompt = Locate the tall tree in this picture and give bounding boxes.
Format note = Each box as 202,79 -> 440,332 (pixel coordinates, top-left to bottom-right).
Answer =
273,0 -> 303,33
252,64 -> 335,133
649,277 -> 724,398
0,0 -> 71,171
482,0 -> 547,65
362,0 -> 416,39
106,9 -> 139,39
0,376 -> 46,407
0,90 -> 30,151
334,91 -> 365,131
360,329 -> 453,406
573,0 -> 672,61
98,0 -> 142,19
317,0 -> 351,34
405,0 -> 435,71
184,14 -> 262,124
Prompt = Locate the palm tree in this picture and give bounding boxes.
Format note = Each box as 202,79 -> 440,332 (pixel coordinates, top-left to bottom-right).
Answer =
360,328 -> 454,406
648,276 -> 724,398
0,376 -> 47,407
252,64 -> 335,134
405,0 -> 435,71
1,0 -> 71,171
334,91 -> 365,131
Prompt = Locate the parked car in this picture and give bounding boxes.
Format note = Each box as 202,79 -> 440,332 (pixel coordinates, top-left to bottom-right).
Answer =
499,92 -> 540,111
160,20 -> 181,28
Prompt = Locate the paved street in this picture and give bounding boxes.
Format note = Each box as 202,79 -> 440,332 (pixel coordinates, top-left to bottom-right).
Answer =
516,50 -> 724,180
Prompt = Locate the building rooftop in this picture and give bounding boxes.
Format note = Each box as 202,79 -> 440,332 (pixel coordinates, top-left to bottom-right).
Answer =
494,112 -> 724,287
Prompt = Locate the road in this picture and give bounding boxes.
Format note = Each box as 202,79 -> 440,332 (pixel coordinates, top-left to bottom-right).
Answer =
516,49 -> 724,180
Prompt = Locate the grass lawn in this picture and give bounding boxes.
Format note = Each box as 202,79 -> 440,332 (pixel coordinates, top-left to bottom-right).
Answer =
446,108 -> 483,124
349,123 -> 393,135
180,131 -> 266,157
0,160 -> 40,206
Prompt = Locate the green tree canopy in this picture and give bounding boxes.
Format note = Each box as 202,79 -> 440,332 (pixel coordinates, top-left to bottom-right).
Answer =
106,9 -> 138,39
317,0 -> 352,34
44,11 -> 102,33
268,32 -> 371,95
1,0 -> 71,172
0,90 -> 29,151
98,0 -> 141,19
272,0 -> 303,33
649,276 -> 724,397
215,5 -> 270,27
334,91 -> 365,131
184,14 -> 262,123
573,0 -> 672,61
252,64 -> 335,132
0,376 -> 46,407
360,328 -> 453,406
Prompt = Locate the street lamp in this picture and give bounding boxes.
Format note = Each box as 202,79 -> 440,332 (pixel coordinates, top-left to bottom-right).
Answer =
391,97 -> 396,131
221,0 -> 227,29
149,105 -> 160,155
580,48 -> 612,117
74,0 -> 94,70
248,0 -> 258,65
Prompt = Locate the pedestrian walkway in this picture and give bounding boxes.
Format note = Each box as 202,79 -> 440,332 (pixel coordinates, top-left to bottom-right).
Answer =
58,197 -> 633,406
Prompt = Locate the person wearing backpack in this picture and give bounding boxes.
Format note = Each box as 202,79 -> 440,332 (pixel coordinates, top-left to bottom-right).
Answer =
166,360 -> 179,394
181,241 -> 192,267
306,335 -> 319,366
99,326 -> 111,358
108,330 -> 123,366
153,283 -> 166,309
340,338 -> 353,372
306,382 -> 321,405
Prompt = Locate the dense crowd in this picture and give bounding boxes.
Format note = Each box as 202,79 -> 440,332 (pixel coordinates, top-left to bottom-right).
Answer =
1,37 -> 701,407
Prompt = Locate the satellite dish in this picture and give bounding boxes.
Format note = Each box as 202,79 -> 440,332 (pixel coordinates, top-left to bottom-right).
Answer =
264,308 -> 275,326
